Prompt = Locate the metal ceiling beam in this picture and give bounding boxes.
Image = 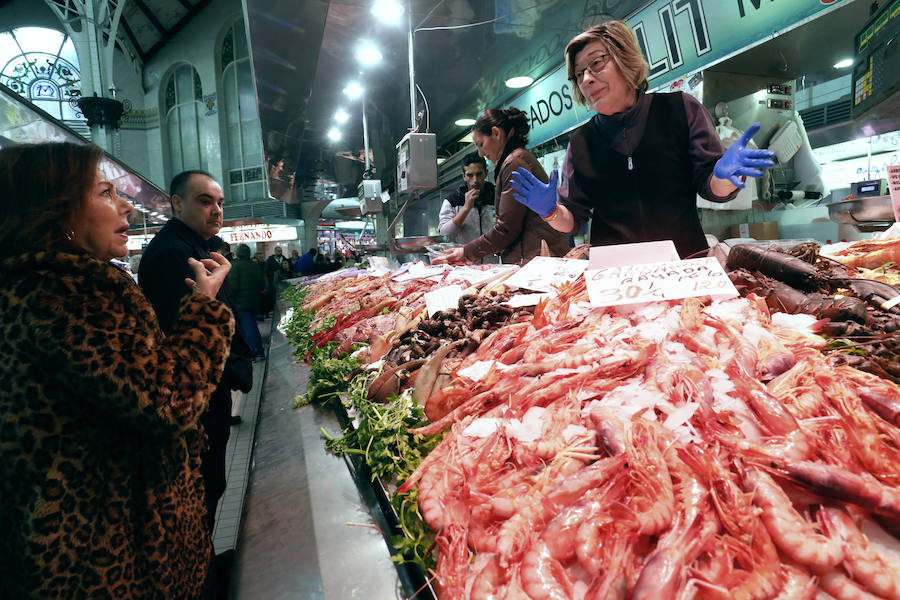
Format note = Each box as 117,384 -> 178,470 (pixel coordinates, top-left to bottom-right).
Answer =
143,0 -> 211,62
132,0 -> 168,37
175,0 -> 193,9
118,17 -> 147,63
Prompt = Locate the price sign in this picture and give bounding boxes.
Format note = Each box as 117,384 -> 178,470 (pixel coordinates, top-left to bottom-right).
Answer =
888,165 -> 900,222
425,285 -> 464,316
585,257 -> 738,307
504,256 -> 588,292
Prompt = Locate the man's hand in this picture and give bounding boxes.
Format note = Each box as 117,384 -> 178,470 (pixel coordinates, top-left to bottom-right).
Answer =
713,122 -> 775,189
185,251 -> 232,298
463,187 -> 478,209
452,189 -> 478,228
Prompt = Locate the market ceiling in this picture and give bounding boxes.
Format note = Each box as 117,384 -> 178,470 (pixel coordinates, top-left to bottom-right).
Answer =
244,0 -> 650,191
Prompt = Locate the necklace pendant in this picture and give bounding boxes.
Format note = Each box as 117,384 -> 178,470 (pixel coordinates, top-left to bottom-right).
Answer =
627,156 -> 633,171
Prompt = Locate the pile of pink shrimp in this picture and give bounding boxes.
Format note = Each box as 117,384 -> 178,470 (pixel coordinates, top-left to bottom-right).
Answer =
399,287 -> 900,599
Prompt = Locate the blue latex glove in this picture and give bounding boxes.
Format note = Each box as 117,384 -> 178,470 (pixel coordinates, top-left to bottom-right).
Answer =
510,168 -> 558,218
713,122 -> 776,189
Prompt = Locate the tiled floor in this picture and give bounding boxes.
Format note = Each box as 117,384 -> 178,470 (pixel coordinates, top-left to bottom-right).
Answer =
212,318 -> 270,554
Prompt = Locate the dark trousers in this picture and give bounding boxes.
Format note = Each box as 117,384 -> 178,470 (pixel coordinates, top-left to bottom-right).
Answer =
200,385 -> 232,533
236,308 -> 263,356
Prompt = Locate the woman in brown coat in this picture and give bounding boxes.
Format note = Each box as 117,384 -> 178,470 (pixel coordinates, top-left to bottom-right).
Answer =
436,107 -> 569,265
0,142 -> 234,598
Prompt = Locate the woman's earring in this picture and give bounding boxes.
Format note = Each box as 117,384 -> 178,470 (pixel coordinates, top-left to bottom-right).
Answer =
65,228 -> 75,242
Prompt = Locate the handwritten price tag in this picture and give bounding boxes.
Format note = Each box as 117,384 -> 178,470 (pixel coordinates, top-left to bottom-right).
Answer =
503,256 -> 588,292
425,285 -> 464,316
888,165 -> 900,222
585,257 -> 738,307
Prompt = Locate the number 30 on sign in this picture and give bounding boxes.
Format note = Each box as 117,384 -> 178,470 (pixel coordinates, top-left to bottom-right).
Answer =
584,257 -> 738,307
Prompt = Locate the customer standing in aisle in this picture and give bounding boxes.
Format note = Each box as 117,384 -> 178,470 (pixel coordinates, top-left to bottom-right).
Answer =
139,169 -> 253,535
508,20 -> 774,259
0,142 -> 234,598
438,152 -> 496,245
435,108 -> 569,265
263,246 -> 286,316
228,243 -> 266,359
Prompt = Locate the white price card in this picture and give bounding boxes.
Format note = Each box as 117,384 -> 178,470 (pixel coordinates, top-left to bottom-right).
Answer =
393,262 -> 450,282
888,165 -> 900,222
447,264 -> 518,286
503,256 -> 588,292
589,240 -> 679,269
585,257 -> 738,307
425,285 -> 464,316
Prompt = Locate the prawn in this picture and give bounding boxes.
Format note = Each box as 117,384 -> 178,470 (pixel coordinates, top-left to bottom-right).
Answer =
632,512 -> 716,600
768,459 -> 900,520
624,420 -> 675,535
771,565 -> 816,600
817,569 -> 884,600
822,507 -> 900,600
742,467 -> 844,570
518,538 -> 575,600
469,554 -> 508,600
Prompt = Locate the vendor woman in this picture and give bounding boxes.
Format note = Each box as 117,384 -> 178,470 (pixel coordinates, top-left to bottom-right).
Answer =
509,20 -> 775,259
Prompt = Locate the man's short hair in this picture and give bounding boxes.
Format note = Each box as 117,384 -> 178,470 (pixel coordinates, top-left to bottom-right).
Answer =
462,152 -> 486,172
168,169 -> 215,211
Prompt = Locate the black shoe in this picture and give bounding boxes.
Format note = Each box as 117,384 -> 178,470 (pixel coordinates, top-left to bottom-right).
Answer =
230,415 -> 242,426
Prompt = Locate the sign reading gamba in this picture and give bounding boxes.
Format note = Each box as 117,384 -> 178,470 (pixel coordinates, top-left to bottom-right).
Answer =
585,257 -> 738,307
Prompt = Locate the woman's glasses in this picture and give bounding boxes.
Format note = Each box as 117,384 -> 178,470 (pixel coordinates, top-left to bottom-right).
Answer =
571,53 -> 610,84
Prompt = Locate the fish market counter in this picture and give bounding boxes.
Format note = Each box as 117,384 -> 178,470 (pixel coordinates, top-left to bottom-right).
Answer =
229,295 -> 424,599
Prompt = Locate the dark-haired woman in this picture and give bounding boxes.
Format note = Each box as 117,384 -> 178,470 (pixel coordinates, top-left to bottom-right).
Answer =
436,107 -> 569,265
0,142 -> 234,598
510,20 -> 774,259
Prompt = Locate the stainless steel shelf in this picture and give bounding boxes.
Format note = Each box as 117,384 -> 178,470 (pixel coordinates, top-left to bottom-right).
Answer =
828,195 -> 895,229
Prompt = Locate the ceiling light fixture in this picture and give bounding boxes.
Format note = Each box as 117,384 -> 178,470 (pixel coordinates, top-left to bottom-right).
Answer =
327,127 -> 342,141
334,109 -> 350,123
371,0 -> 404,24
833,58 -> 853,69
343,81 -> 363,99
505,75 -> 534,88
356,41 -> 383,66
454,118 -> 476,126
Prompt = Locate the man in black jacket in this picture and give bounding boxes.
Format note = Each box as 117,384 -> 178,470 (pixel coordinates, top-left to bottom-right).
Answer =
139,169 -> 252,533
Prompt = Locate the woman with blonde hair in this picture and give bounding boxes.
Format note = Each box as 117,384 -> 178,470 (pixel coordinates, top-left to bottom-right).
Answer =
510,20 -> 774,258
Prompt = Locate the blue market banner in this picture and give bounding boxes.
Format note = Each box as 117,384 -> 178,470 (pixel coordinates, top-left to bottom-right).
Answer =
513,0 -> 850,148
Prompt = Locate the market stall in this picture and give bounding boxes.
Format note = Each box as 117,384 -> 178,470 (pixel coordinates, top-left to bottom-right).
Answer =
276,242 -> 900,599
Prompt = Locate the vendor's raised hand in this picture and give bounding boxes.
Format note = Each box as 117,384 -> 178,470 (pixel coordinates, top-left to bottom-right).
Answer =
713,122 -> 776,189
185,251 -> 231,298
510,168 -> 558,218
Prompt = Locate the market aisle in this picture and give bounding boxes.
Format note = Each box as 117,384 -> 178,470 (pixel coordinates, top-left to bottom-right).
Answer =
212,317 -> 271,554
227,298 -> 418,599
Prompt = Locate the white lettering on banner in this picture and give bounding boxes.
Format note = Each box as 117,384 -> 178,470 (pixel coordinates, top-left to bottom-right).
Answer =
585,257 -> 738,307
527,83 -> 575,131
633,0 -> 711,83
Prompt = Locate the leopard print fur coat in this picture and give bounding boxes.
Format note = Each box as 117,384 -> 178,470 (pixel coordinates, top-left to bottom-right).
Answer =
0,250 -> 234,598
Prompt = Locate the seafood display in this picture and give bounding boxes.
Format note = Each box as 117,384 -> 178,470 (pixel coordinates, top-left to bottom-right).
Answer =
284,251 -> 900,600
727,243 -> 900,384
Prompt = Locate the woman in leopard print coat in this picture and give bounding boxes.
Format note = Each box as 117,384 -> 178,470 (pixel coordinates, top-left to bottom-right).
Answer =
0,143 -> 234,598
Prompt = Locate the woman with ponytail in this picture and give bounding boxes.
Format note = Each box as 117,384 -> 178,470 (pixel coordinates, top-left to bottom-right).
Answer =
435,107 -> 569,265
